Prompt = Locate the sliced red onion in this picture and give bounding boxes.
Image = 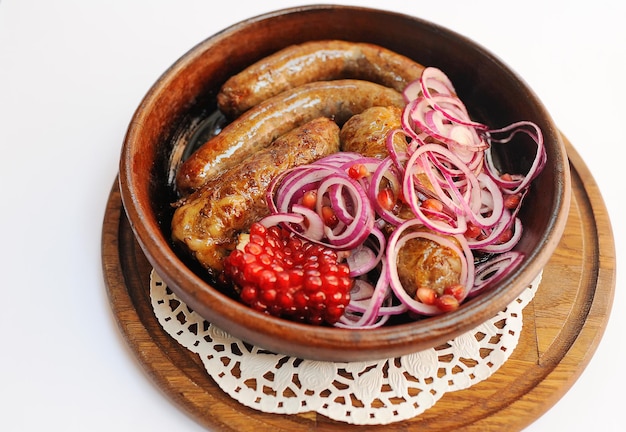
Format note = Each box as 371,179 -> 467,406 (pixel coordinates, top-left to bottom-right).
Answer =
272,166 -> 328,213
485,121 -> 546,194
315,151 -> 363,167
255,66 -> 546,328
479,217 -> 523,253
259,212 -> 304,229
368,157 -> 407,226
402,144 -> 471,234
346,246 -> 378,277
419,66 -> 457,97
346,227 -> 386,277
315,173 -> 375,250
407,96 -> 488,152
470,251 -> 525,297
290,203 -> 325,241
337,259 -> 396,328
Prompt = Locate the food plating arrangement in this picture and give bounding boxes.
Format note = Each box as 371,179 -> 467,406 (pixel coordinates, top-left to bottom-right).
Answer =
170,40 -> 546,328
107,5 -> 617,429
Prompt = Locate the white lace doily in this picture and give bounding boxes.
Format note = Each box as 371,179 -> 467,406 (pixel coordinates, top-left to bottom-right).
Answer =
150,270 -> 540,425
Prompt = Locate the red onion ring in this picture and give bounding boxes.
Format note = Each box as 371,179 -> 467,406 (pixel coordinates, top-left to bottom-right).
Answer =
470,251 -> 525,297
485,121 -> 546,194
315,173 -> 375,250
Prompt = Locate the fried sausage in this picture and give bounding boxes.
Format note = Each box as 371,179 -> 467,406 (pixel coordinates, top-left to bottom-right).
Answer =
340,106 -> 404,159
176,79 -> 405,195
396,236 -> 462,299
217,40 -> 424,118
171,117 -> 340,275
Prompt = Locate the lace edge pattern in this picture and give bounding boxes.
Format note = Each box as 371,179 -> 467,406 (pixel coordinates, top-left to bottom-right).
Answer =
149,270 -> 540,425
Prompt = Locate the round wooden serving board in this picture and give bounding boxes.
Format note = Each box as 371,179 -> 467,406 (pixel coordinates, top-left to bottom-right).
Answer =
102,136 -> 615,432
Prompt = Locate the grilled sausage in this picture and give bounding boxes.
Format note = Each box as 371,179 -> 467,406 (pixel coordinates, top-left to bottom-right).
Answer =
340,105 -> 404,159
217,40 -> 424,118
171,117 -> 340,275
176,79 -> 405,195
396,236 -> 462,299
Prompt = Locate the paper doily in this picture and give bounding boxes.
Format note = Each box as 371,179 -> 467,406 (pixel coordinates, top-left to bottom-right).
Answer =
150,270 -> 540,426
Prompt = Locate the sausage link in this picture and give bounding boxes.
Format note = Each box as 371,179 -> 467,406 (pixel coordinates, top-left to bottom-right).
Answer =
171,117 -> 340,275
217,40 -> 424,118
396,236 -> 462,298
176,79 -> 405,195
340,106 -> 404,159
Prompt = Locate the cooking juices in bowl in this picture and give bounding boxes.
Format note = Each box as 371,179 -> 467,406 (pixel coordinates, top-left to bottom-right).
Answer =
119,5 -> 570,361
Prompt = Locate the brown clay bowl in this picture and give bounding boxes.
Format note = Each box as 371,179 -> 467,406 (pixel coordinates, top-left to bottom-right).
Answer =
119,4 -> 571,362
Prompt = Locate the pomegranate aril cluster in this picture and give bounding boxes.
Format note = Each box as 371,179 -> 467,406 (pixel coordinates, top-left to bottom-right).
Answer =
223,222 -> 353,325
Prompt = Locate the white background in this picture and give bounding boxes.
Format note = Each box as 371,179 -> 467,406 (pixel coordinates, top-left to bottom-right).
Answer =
1,1 -> 624,430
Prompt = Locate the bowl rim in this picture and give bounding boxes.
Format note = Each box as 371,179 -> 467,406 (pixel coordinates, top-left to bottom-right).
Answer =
119,3 -> 572,361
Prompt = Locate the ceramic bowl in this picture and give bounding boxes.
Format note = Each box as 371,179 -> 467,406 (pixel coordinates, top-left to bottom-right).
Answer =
119,5 -> 571,361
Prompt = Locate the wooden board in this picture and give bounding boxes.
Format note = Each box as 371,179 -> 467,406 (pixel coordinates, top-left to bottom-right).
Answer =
102,136 -> 615,431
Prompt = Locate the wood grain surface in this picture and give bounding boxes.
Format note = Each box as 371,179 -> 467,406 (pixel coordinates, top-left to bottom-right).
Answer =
102,136 -> 615,431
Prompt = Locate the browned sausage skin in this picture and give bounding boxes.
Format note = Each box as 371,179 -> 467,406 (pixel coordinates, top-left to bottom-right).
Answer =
396,235 -> 462,299
217,40 -> 425,118
171,117 -> 340,276
176,79 -> 405,195
340,105 -> 404,159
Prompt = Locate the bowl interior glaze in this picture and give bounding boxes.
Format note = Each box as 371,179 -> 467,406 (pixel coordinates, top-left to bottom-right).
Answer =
119,5 -> 571,362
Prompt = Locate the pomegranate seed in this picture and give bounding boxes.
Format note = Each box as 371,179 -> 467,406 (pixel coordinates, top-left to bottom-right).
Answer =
328,290 -> 345,304
322,274 -> 339,290
227,250 -> 243,266
246,242 -> 263,256
277,292 -> 294,310
504,193 -> 521,210
259,253 -> 274,266
309,290 -> 326,307
348,163 -> 369,180
250,223 -> 266,237
325,306 -> 345,322
293,290 -> 308,309
497,228 -> 513,244
338,277 -> 353,291
241,252 -> 256,265
240,285 -> 257,303
435,294 -> 460,312
377,187 -> 396,211
222,222 -> 353,325
320,263 -> 339,275
443,283 -> 465,302
243,262 -> 264,282
321,206 -> 339,228
308,314 -> 324,326
258,269 -> 277,291
288,236 -> 302,251
268,225 -> 281,238
304,274 -> 323,291
252,300 -> 267,312
421,198 -> 444,213
275,271 -> 291,290
260,287 -> 277,303
302,190 -> 317,209
416,286 -> 437,305
337,264 -> 350,276
464,222 -> 482,239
